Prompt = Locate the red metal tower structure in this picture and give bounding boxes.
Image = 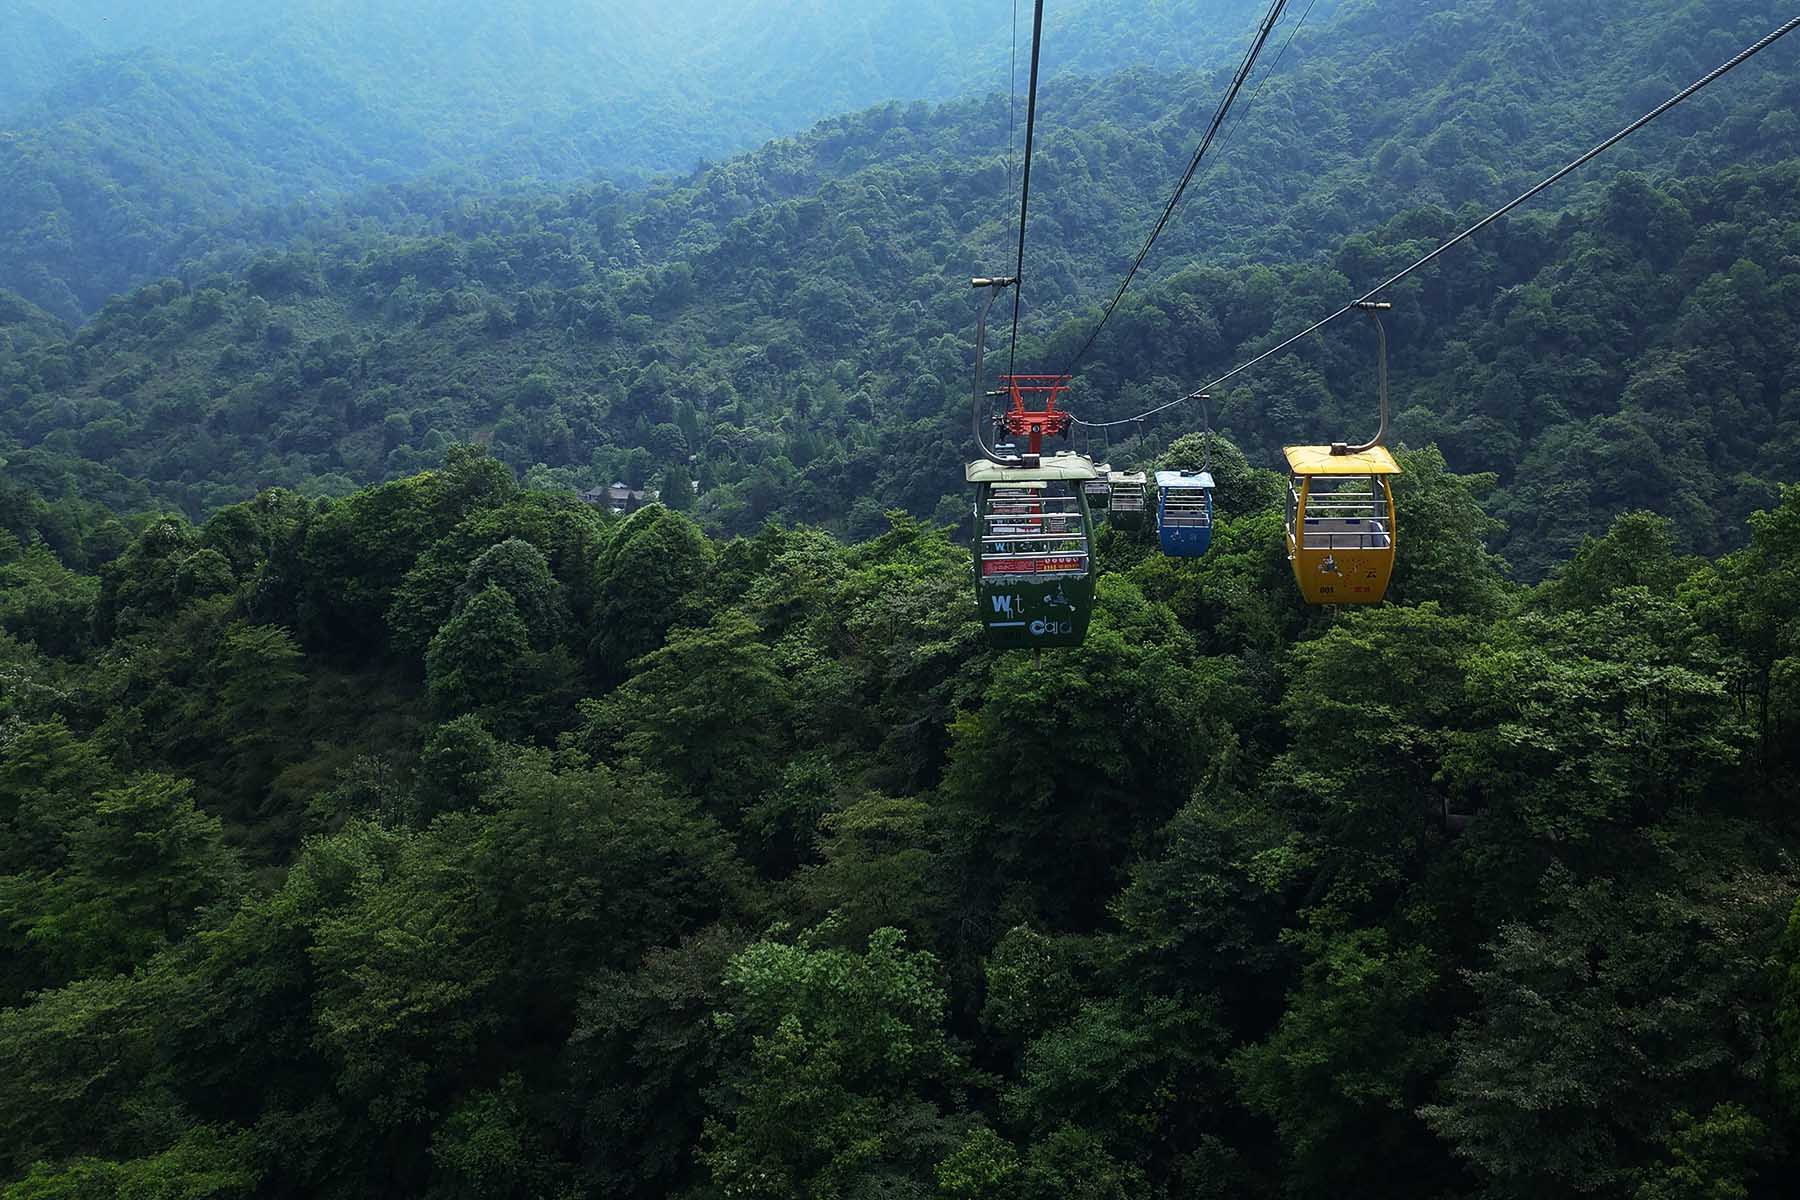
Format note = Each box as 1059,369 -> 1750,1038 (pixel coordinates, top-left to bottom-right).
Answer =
996,375 -> 1073,461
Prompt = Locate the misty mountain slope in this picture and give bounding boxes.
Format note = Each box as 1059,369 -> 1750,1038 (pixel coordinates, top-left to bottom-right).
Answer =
27,0 -> 245,50
0,1 -> 93,115
0,0 -> 1278,321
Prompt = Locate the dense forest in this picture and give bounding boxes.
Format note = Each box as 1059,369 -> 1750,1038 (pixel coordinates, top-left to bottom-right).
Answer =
3,442 -> 1799,1197
3,0 -> 1800,1195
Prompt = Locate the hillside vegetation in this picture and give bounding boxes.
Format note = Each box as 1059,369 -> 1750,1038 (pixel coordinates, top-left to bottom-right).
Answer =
3,0 -> 1797,577
0,0 -> 91,115
4,2 -> 1800,1196
2,443 -> 1799,1197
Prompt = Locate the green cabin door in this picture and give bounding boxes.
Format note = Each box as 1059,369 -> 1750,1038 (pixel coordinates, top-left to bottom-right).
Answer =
974,480 -> 1097,649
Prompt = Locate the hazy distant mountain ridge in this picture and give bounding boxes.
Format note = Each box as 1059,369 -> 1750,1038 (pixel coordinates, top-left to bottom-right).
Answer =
0,0 -> 1277,321
0,0 -> 93,114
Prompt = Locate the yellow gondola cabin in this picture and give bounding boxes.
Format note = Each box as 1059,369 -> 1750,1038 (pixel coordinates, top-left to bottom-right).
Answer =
1283,444 -> 1401,605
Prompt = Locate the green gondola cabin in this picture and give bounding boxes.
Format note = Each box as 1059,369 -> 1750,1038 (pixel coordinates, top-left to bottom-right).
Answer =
968,453 -> 1098,649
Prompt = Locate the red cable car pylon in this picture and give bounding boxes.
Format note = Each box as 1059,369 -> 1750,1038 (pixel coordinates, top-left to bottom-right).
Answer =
994,374 -> 1073,463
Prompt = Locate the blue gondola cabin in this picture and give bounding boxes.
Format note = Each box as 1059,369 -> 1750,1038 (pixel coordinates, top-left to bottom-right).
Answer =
1155,470 -> 1215,557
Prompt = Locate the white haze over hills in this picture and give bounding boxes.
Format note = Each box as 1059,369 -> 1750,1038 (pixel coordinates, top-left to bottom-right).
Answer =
10,0 -> 1285,161
0,0 -> 1299,318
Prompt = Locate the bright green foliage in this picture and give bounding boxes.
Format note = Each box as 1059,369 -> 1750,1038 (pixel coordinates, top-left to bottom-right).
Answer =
387,492 -> 605,659
1128,509 -> 1304,664
0,720 -> 112,873
1388,446 -> 1511,617
212,623 -> 304,729
309,761 -> 746,1144
0,772 -> 240,986
455,538 -> 563,649
1,1126 -> 258,1200
1685,485 -> 1800,764
1014,1125 -> 1149,1200
700,927 -> 962,1198
410,715 -> 505,825
589,505 -> 714,675
936,1126 -> 1021,1199
580,609 -> 793,815
1156,434 -> 1286,518
1635,1104 -> 1767,1200
793,795 -> 946,945
0,531 -> 97,657
208,621 -> 305,793
981,927 -> 1085,1043
0,970 -> 155,1176
301,447 -> 514,648
1540,510 -> 1696,611
0,631 -> 72,727
1448,590 -> 1744,842
4,367 -> 1800,1198
426,585 -> 530,717
91,517 -> 217,641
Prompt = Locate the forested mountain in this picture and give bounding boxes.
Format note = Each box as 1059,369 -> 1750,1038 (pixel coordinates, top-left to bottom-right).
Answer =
4,1 -> 1800,1197
3,0 -> 1796,577
0,1 -> 90,115
0,0 -> 1278,320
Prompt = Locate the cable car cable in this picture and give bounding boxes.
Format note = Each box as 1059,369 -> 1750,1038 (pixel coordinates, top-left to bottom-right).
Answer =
1058,0 -> 1293,380
1206,0 -> 1320,176
1006,0 -> 1049,380
1008,0 -> 1020,241
1071,10 -> 1800,430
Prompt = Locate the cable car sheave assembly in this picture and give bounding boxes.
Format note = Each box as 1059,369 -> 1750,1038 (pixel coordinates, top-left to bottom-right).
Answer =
965,3 -> 1800,648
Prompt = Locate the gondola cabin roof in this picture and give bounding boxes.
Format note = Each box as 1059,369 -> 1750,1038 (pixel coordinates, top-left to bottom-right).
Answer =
1155,470 -> 1216,490
966,452 -> 1100,484
1283,445 -> 1403,476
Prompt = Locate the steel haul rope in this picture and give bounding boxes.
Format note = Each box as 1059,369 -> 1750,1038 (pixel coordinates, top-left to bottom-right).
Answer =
1060,0 -> 1296,379
1006,0 -> 1049,380
1073,12 -> 1800,430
